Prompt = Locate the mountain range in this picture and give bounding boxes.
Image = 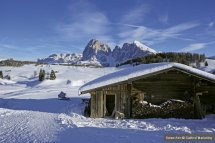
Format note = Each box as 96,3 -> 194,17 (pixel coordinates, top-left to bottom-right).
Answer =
38,39 -> 157,67
208,56 -> 215,60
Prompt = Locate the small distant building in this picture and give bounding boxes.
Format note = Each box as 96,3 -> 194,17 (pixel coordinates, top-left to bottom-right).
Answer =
79,63 -> 215,119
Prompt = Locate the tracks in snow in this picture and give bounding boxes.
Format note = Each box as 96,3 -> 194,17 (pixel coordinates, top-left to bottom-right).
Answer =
0,108 -> 61,143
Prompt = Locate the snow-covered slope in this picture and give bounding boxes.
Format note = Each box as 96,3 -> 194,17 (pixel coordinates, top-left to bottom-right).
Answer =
0,64 -> 215,143
38,39 -> 157,67
201,59 -> 215,73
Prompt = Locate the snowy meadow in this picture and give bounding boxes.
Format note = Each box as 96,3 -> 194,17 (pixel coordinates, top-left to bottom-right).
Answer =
0,64 -> 215,143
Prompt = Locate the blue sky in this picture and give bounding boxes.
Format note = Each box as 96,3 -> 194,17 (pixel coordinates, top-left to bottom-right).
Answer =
0,0 -> 215,60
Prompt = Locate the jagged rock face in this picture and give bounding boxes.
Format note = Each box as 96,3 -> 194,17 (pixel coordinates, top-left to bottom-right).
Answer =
112,45 -> 121,62
38,53 -> 82,64
113,41 -> 157,63
82,39 -> 112,66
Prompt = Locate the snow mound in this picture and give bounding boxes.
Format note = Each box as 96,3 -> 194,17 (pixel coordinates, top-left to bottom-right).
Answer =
37,79 -> 63,87
67,80 -> 85,87
58,112 -> 194,133
0,79 -> 16,85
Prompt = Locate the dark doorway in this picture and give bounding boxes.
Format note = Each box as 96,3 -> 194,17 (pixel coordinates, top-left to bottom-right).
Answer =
106,95 -> 115,116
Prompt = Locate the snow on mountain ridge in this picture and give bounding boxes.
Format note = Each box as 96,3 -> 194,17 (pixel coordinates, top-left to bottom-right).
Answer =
112,40 -> 156,63
38,53 -> 82,64
133,40 -> 157,54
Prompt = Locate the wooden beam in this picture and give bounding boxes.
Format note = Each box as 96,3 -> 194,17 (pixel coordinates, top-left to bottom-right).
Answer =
193,78 -> 204,119
193,94 -> 204,119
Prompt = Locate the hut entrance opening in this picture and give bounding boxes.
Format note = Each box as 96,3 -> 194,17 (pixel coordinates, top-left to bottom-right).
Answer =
106,95 -> 115,116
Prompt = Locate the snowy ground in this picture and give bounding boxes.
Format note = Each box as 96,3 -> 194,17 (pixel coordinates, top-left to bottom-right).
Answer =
202,59 -> 215,73
0,63 -> 215,143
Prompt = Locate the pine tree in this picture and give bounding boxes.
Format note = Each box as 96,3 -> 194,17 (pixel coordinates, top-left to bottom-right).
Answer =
0,71 -> 3,79
50,70 -> 56,80
200,54 -> 206,62
205,61 -> 208,67
39,69 -> 45,81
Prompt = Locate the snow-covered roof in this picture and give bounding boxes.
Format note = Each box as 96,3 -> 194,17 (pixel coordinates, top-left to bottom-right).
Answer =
79,63 -> 215,94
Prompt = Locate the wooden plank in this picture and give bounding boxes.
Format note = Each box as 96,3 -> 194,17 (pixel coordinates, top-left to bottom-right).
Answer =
116,91 -> 120,113
127,84 -> 132,118
104,93 -> 106,116
133,81 -> 192,85
96,91 -> 104,118
95,92 -> 98,117
133,87 -> 191,93
90,93 -> 96,118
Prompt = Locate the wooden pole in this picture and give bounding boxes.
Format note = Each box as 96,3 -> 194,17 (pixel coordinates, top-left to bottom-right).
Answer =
193,79 -> 204,119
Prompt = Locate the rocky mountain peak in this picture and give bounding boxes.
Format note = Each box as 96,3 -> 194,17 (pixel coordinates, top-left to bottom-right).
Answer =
82,39 -> 112,66
85,39 -> 110,51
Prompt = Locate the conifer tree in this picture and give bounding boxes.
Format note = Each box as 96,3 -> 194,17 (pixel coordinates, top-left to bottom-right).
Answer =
205,61 -> 208,67
0,71 -> 3,79
39,69 -> 45,81
50,70 -> 56,80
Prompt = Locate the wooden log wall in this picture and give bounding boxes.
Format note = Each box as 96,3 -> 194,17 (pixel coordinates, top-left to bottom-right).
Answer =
132,70 -> 194,104
90,91 -> 104,118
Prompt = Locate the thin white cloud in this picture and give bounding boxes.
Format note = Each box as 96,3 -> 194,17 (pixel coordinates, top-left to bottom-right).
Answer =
56,1 -> 113,45
209,22 -> 214,27
117,22 -> 199,45
55,1 -> 200,50
179,43 -> 207,52
0,43 -> 52,53
121,4 -> 151,24
164,22 -> 198,34
178,41 -> 215,52
0,44 -> 19,50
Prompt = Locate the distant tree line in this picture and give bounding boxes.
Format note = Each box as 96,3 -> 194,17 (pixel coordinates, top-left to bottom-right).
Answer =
0,59 -> 46,67
117,52 -> 206,67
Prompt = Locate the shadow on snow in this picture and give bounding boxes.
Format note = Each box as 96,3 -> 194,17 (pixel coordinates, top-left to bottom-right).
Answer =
0,97 -> 85,114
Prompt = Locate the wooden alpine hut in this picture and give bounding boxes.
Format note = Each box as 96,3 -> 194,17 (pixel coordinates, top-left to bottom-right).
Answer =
79,63 -> 215,119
